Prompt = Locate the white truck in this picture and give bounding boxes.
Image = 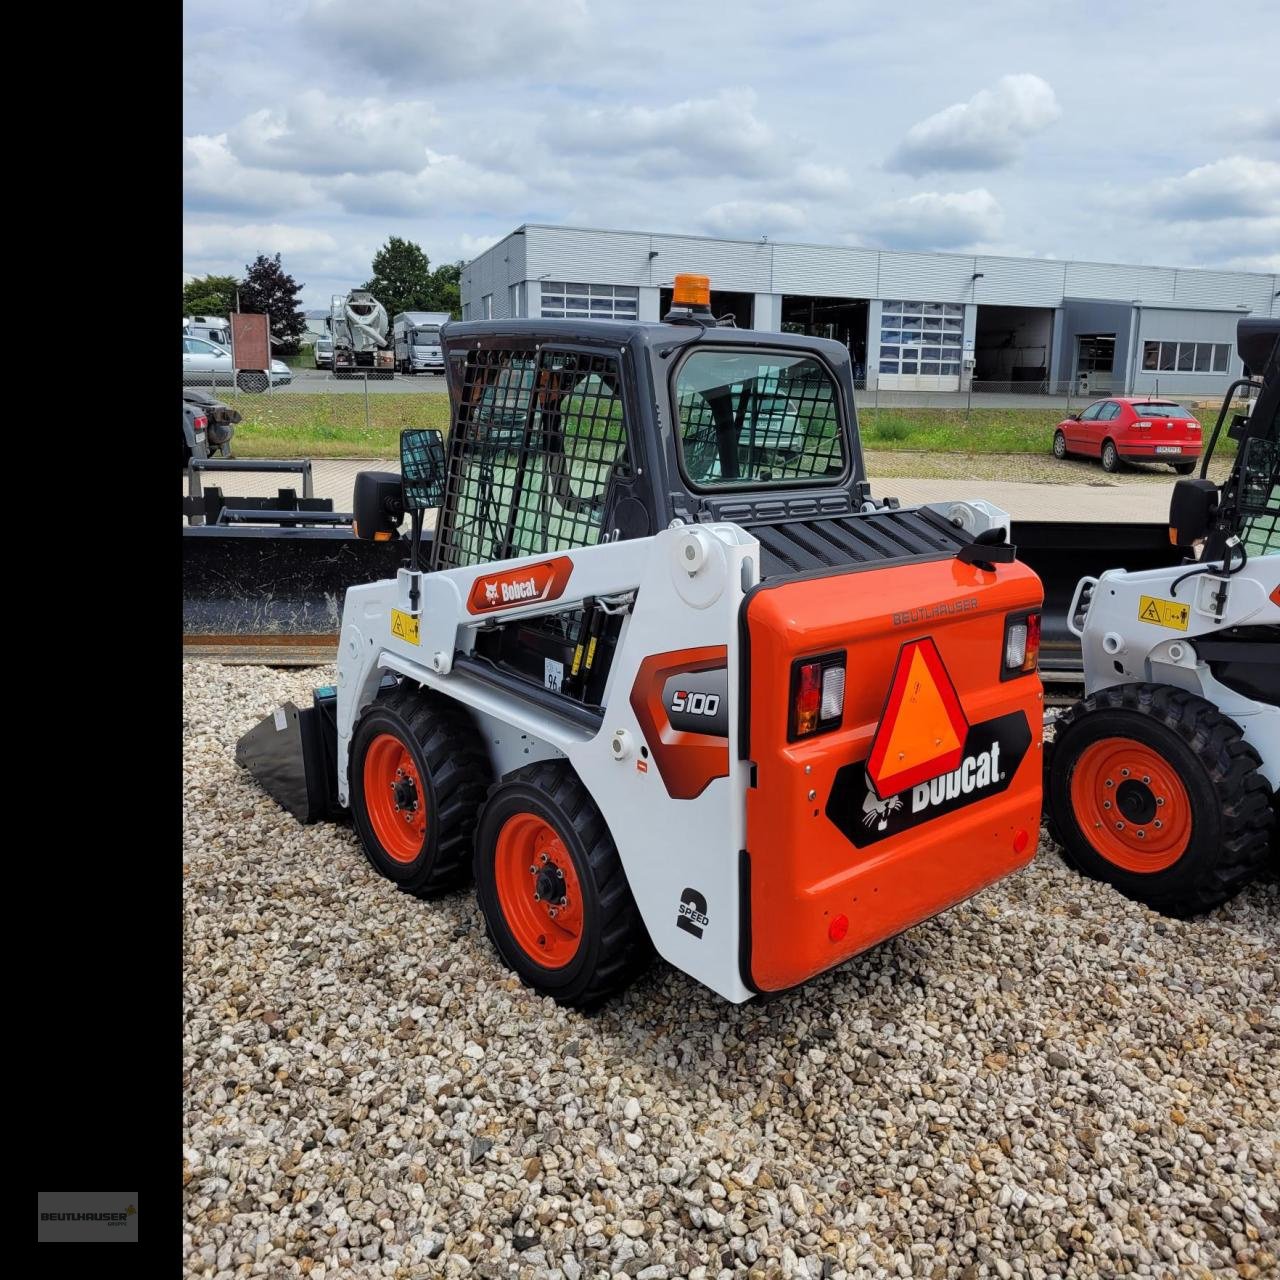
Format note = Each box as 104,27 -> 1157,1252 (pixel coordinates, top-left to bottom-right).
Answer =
392,311 -> 450,375
183,315 -> 232,348
330,290 -> 395,379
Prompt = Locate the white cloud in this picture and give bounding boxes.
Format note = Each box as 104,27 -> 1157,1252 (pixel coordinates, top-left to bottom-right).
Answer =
326,155 -> 525,217
861,189 -> 1004,250
183,221 -> 339,263
700,200 -> 808,238
552,91 -> 782,177
227,91 -> 441,175
786,163 -> 856,200
183,135 -> 317,214
1150,156 -> 1280,220
1233,103 -> 1280,143
887,74 -> 1061,174
304,0 -> 588,83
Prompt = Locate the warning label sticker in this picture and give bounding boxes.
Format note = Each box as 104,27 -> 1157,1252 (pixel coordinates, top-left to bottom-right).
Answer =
390,609 -> 420,645
1137,595 -> 1190,630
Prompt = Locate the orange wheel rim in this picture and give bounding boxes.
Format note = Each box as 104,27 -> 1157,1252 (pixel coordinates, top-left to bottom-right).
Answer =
362,733 -> 429,863
493,813 -> 584,968
1069,737 -> 1191,873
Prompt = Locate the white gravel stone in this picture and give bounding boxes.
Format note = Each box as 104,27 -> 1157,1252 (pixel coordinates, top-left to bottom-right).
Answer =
183,663 -> 1280,1280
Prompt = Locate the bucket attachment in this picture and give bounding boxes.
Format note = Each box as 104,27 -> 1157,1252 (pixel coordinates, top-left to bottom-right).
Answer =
235,687 -> 343,824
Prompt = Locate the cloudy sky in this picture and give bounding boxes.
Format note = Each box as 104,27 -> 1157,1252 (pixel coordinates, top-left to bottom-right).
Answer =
184,0 -> 1279,309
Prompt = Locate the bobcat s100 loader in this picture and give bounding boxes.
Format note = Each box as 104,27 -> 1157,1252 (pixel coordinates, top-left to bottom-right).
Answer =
239,275 -> 1047,1008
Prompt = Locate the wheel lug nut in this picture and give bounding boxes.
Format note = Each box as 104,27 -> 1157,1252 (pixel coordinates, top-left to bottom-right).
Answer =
1103,801 -> 1112,810
556,868 -> 563,879
559,896 -> 567,906
1156,797 -> 1165,806
548,908 -> 558,918
533,893 -> 540,902
1115,822 -> 1124,830
1142,776 -> 1151,784
529,865 -> 537,874
1154,820 -> 1163,829
541,853 -> 549,863
1136,830 -> 1145,839
1105,779 -> 1114,788
1121,769 -> 1130,777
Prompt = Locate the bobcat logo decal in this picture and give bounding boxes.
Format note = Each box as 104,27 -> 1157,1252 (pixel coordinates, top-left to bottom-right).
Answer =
484,581 -> 499,604
861,771 -> 903,831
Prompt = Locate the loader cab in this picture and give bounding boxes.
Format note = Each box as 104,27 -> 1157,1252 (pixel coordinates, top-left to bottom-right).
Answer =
432,304 -> 869,712
1169,315 -> 1279,557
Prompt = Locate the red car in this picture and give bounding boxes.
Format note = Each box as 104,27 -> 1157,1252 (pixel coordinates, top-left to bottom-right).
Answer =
1052,397 -> 1202,474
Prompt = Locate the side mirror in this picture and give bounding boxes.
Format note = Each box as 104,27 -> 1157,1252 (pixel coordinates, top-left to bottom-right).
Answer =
1237,437 -> 1278,518
400,427 -> 447,510
1069,412 -> 1081,421
1168,477 -> 1218,546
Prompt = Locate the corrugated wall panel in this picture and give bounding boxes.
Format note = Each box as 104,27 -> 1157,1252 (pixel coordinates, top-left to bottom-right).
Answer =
771,244 -> 879,296
971,255 -> 1067,307
646,234 -> 773,292
1064,262 -> 1175,304
526,227 -> 655,286
878,252 -> 977,302
1170,268 -> 1276,314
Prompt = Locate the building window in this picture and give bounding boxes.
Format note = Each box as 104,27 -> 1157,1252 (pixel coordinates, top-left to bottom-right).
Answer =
461,301 -> 471,321
878,300 -> 964,376
482,294 -> 493,320
1141,340 -> 1230,374
540,282 -> 639,321
1076,334 -> 1115,375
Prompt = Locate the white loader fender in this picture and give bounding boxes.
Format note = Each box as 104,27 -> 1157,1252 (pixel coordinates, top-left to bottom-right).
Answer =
559,522 -> 759,1003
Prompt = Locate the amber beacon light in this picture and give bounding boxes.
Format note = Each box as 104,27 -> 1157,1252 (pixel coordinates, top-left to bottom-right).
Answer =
672,273 -> 711,307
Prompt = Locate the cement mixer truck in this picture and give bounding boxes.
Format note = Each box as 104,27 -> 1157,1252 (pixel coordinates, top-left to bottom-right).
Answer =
330,290 -> 396,379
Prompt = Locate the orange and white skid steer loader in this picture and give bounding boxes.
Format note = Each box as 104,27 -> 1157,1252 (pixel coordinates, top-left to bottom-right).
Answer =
238,275 -> 1047,1008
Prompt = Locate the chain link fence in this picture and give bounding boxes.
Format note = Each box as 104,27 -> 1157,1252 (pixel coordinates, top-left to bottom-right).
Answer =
184,364 -> 1258,455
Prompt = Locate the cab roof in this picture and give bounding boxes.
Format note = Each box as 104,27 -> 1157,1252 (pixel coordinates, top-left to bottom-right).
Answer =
443,317 -> 853,364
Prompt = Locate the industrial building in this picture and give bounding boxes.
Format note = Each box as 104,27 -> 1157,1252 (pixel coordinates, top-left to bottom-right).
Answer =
461,225 -> 1279,396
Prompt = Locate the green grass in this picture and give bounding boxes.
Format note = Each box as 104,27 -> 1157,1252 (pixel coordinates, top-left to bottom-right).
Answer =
859,407 -> 1236,456
226,391 -> 1236,460
228,393 -> 452,458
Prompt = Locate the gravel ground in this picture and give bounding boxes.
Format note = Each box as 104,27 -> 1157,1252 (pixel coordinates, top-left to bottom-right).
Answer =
863,452 -> 1235,485
184,664 -> 1279,1280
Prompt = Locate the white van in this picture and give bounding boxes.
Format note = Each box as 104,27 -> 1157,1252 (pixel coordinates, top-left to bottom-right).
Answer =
392,312 -> 450,374
183,315 -> 232,348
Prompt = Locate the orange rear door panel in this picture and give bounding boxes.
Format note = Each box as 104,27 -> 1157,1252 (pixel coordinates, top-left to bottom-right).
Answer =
744,556 -> 1044,992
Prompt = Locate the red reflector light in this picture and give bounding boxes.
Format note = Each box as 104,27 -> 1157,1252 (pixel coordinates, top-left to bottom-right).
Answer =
828,914 -> 849,942
1025,612 -> 1042,670
1013,828 -> 1030,854
789,652 -> 847,740
795,662 -> 821,736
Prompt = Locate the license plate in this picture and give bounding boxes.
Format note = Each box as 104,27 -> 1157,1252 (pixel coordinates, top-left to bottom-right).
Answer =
1155,446 -> 1181,454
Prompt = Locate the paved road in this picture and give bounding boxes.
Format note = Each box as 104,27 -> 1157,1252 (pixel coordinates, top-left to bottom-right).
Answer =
185,456 -> 1184,524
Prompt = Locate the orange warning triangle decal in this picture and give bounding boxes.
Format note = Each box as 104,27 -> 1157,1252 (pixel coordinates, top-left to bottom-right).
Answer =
866,638 -> 969,800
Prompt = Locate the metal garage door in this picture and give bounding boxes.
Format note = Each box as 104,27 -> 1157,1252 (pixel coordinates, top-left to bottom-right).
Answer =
877,300 -> 964,391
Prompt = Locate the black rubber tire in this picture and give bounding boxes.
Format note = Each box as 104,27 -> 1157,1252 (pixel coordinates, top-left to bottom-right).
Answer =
1052,430 -> 1068,460
474,761 -> 653,1009
1172,461 -> 1197,475
349,680 -> 492,897
1100,439 -> 1121,473
1046,683 -> 1274,917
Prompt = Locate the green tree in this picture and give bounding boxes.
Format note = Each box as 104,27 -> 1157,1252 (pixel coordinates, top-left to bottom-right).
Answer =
426,261 -> 462,319
238,253 -> 306,355
363,236 -> 434,321
183,274 -> 238,319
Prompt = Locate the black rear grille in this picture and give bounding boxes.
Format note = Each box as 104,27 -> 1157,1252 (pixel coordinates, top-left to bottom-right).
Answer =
748,506 -> 967,578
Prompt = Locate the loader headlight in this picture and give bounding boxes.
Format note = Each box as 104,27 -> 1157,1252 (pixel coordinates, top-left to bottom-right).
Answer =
1002,611 -> 1041,679
789,652 -> 846,740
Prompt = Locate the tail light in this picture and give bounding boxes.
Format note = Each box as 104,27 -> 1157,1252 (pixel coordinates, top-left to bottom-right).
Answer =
1002,611 -> 1041,679
193,414 -> 208,431
789,652 -> 846,740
